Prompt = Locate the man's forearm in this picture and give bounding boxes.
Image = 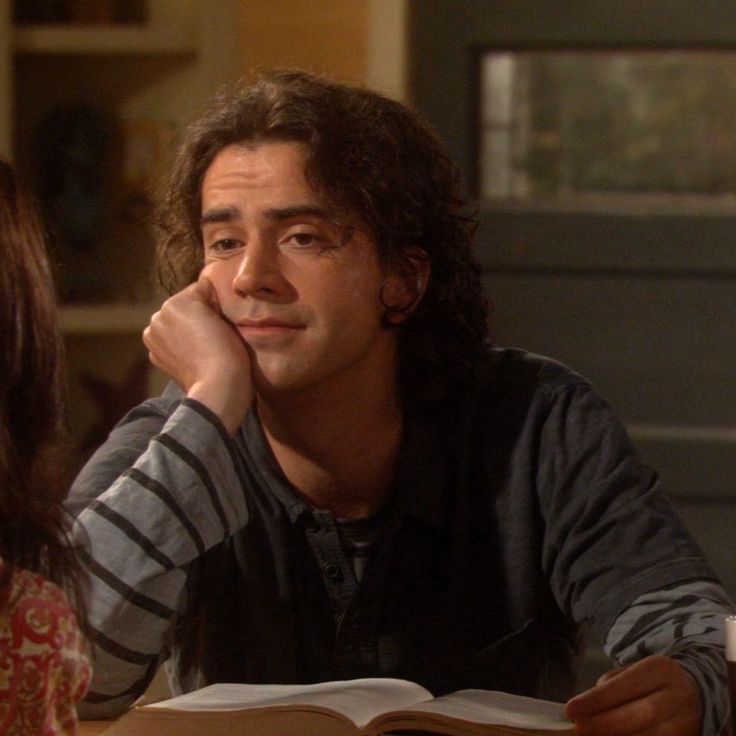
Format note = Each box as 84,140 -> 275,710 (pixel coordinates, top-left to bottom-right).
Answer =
74,399 -> 249,717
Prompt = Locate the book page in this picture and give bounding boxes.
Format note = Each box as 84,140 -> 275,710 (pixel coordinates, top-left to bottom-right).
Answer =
371,689 -> 573,733
143,678 -> 433,728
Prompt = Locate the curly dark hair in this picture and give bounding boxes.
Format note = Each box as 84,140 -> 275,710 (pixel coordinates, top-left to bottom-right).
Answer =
156,69 -> 489,408
0,159 -> 86,620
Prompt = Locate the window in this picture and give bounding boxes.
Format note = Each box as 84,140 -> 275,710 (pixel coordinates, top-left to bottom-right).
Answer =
480,50 -> 736,211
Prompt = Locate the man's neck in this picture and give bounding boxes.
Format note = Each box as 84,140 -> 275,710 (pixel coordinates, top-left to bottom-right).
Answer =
256,378 -> 404,519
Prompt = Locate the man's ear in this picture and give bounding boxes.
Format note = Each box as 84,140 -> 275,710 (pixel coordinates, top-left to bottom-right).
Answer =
382,248 -> 431,325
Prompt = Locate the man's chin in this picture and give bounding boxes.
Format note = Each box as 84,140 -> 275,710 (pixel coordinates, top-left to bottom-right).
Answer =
249,358 -> 308,397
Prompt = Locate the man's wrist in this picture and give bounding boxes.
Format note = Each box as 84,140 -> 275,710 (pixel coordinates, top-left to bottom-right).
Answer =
188,378 -> 251,435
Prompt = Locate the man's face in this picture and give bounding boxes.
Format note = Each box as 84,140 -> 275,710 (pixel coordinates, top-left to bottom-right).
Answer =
200,141 -> 403,398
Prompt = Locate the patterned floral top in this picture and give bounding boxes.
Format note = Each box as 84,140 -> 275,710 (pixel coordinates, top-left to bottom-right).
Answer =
0,562 -> 91,734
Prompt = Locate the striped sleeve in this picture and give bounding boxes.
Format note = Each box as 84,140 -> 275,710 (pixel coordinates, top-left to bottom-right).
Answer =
604,580 -> 735,736
74,398 -> 250,718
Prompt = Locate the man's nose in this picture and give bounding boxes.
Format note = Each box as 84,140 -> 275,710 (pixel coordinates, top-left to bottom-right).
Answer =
232,239 -> 286,298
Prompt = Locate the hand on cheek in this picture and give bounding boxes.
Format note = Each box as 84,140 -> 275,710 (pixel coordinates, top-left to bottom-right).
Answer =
143,274 -> 253,434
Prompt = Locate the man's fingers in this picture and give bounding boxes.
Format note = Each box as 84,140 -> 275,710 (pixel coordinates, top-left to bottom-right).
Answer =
196,272 -> 216,303
570,684 -> 679,736
566,657 -> 701,736
596,664 -> 630,685
566,657 -> 671,719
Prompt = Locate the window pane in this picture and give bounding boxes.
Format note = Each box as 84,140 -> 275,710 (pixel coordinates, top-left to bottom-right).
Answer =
480,50 -> 736,207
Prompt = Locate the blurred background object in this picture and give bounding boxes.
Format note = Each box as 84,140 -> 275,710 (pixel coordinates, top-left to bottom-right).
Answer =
14,0 -> 146,25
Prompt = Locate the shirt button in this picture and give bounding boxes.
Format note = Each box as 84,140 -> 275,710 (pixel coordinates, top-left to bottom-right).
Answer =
303,515 -> 320,533
323,562 -> 343,581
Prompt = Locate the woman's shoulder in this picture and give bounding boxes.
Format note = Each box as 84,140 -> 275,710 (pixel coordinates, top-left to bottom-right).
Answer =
0,562 -> 91,734
5,563 -> 70,606
1,562 -> 89,659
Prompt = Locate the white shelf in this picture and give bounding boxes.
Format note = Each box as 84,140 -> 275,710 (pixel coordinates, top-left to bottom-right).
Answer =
14,24 -> 197,56
60,302 -> 158,335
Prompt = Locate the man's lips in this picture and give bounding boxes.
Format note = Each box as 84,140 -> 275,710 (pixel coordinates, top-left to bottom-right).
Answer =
234,318 -> 306,337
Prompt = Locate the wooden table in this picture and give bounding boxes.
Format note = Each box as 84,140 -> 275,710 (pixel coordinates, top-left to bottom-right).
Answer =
78,720 -> 116,736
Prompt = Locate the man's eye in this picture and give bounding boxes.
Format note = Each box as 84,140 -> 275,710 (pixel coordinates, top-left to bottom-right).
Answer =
288,232 -> 317,247
210,239 -> 241,252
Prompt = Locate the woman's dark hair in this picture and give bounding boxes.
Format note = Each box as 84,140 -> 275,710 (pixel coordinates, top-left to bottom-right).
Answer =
0,158 -> 86,616
156,69 -> 489,408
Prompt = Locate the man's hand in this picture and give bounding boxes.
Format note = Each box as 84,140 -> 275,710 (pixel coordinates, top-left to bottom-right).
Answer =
143,274 -> 253,434
566,655 -> 702,735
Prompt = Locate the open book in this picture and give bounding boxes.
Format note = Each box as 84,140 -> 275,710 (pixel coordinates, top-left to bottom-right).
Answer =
101,677 -> 574,736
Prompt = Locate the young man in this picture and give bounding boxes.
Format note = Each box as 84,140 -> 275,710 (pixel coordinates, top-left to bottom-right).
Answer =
69,71 -> 733,734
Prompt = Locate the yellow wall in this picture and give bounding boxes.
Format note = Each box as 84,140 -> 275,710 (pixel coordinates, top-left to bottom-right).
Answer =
237,0 -> 368,84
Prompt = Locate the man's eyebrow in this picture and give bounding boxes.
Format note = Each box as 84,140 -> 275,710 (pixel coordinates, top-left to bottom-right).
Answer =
200,204 -> 338,227
200,206 -> 239,227
264,204 -> 336,222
